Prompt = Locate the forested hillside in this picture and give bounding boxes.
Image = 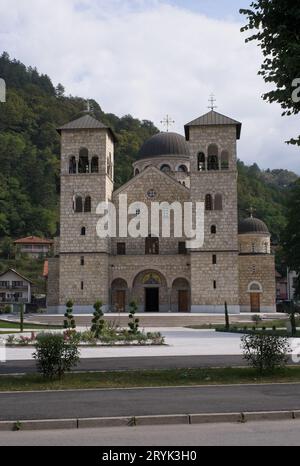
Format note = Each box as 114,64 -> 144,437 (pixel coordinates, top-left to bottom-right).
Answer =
0,53 -> 298,244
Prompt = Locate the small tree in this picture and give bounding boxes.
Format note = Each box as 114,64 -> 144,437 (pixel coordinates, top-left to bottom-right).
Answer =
33,333 -> 80,379
252,314 -> 262,328
287,301 -> 298,337
224,301 -> 230,331
241,333 -> 290,374
91,301 -> 105,339
64,300 -> 76,329
128,301 -> 139,335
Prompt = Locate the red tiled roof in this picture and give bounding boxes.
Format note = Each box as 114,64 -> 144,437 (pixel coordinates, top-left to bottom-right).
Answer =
14,236 -> 53,245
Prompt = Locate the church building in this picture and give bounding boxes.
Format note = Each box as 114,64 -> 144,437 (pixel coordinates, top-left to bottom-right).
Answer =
47,109 -> 276,314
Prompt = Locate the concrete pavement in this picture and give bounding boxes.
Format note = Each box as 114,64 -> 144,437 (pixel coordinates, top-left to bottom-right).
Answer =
0,419 -> 300,445
1,383 -> 300,421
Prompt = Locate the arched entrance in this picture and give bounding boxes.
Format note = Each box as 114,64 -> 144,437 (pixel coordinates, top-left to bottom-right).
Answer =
172,278 -> 190,313
111,278 -> 128,312
248,282 -> 263,313
132,271 -> 168,313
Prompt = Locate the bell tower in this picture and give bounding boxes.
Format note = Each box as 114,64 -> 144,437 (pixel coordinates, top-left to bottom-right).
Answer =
54,114 -> 116,313
185,109 -> 242,313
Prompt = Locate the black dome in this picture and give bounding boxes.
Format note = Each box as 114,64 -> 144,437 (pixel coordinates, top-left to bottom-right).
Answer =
138,132 -> 190,160
238,217 -> 270,235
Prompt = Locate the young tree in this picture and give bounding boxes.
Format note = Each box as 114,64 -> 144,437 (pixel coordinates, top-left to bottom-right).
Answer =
91,301 -> 105,339
64,300 -> 76,329
224,301 -> 230,331
240,0 -> 300,145
128,301 -> 140,335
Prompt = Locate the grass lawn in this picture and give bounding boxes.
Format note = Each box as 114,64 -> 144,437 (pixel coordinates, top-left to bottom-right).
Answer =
0,320 -> 62,331
1,367 -> 300,392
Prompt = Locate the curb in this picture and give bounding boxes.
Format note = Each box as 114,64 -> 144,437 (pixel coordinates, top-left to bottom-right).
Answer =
0,410 -> 298,431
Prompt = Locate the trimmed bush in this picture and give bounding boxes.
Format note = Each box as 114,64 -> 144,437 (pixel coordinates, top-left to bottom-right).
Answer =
128,301 -> 139,335
64,300 -> 76,330
91,301 -> 105,339
241,333 -> 290,374
33,333 -> 80,379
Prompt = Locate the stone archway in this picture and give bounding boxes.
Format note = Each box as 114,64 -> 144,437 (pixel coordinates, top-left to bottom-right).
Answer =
111,278 -> 128,313
132,270 -> 168,313
171,278 -> 190,313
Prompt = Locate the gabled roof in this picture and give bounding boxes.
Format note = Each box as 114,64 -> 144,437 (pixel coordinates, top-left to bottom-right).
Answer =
57,115 -> 117,142
14,236 -> 53,245
113,165 -> 190,198
0,268 -> 33,284
184,110 -> 242,140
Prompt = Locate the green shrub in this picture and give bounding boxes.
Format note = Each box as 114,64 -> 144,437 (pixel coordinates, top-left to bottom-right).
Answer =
241,333 -> 290,374
252,315 -> 262,327
33,333 -> 80,379
128,301 -> 139,335
64,300 -> 76,330
91,301 -> 105,339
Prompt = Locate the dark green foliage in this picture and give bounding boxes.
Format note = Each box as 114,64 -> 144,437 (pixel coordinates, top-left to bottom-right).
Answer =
240,0 -> 300,145
91,301 -> 105,339
283,180 -> 300,298
128,301 -> 140,335
224,301 -> 230,331
33,333 -> 80,379
64,300 -> 75,330
241,333 -> 290,374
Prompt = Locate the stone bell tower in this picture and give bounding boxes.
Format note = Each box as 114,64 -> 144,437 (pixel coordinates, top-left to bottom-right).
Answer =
185,109 -> 242,313
48,114 -> 116,313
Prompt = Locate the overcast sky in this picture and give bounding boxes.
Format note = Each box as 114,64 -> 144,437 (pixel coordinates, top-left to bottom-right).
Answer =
0,0 -> 299,173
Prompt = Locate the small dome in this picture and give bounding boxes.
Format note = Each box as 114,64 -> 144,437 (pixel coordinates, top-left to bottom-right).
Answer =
238,217 -> 270,235
138,132 -> 190,160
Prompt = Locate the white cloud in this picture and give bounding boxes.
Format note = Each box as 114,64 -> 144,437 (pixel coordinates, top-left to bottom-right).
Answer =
0,0 -> 299,172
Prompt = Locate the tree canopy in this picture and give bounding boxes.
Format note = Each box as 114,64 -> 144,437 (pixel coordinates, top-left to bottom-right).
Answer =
240,0 -> 300,145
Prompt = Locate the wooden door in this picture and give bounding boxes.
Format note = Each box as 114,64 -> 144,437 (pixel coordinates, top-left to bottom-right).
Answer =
115,290 -> 126,313
178,290 -> 189,313
250,293 -> 260,313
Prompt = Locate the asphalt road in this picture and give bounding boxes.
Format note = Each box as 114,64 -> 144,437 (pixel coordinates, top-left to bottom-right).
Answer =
1,420 -> 299,446
0,355 -> 246,374
1,384 -> 300,421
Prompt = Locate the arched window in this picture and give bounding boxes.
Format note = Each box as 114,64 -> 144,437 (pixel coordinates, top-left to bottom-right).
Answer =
205,194 -> 213,211
69,156 -> 77,174
221,151 -> 229,170
81,227 -> 86,236
207,144 -> 219,171
145,236 -> 159,255
75,196 -> 83,213
178,165 -> 187,173
91,157 -> 99,173
160,164 -> 171,173
198,153 -> 205,171
214,194 -> 223,211
78,148 -> 89,174
84,196 -> 92,213
264,242 -> 269,254
211,225 -> 217,235
135,168 -> 140,176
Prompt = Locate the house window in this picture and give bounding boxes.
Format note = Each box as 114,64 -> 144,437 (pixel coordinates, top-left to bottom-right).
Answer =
198,153 -> 205,171
213,280 -> 217,290
211,225 -> 217,235
91,157 -> 99,173
81,257 -> 85,266
207,144 -> 219,171
12,281 -> 23,288
146,236 -> 159,255
178,242 -> 187,255
205,194 -> 213,211
84,196 -> 92,213
214,194 -> 223,211
212,255 -> 217,265
78,148 -> 89,174
81,227 -> 86,236
69,156 -> 77,174
221,151 -> 229,170
75,196 -> 83,213
117,243 -> 126,256
0,281 -> 9,288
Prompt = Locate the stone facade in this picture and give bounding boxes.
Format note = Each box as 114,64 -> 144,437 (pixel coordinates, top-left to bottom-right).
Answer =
47,111 -> 276,314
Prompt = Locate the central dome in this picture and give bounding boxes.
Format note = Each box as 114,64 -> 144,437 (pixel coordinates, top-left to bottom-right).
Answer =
238,217 -> 270,235
138,132 -> 190,160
